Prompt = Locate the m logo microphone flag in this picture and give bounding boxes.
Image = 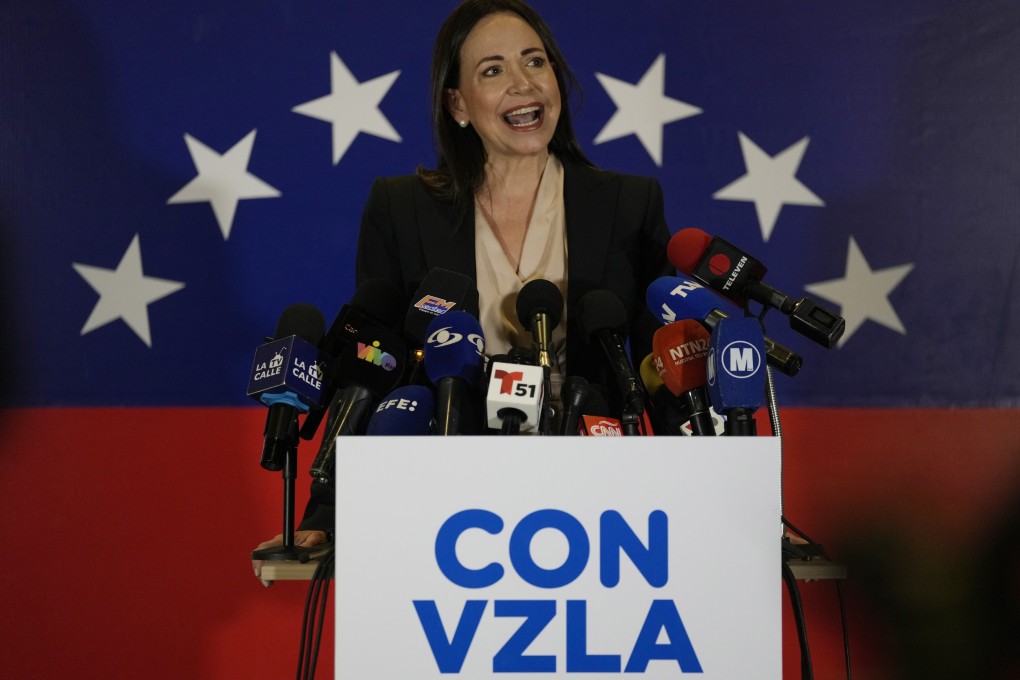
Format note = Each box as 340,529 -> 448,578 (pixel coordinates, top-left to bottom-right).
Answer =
2,2 -> 1019,679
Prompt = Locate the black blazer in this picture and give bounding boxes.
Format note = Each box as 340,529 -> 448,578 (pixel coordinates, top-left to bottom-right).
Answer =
298,160 -> 673,532
354,157 -> 673,385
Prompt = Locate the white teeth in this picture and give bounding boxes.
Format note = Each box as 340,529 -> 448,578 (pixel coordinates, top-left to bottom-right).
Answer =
506,106 -> 540,116
503,106 -> 542,127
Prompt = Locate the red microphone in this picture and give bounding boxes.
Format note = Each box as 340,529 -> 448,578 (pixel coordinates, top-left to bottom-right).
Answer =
651,320 -> 716,436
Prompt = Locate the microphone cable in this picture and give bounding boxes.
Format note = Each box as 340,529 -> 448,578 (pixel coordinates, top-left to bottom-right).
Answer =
296,545 -> 335,680
783,516 -> 853,680
781,557 -> 814,680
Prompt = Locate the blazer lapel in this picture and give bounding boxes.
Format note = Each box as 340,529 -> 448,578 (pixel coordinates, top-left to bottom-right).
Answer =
564,160 -> 614,295
418,192 -> 477,283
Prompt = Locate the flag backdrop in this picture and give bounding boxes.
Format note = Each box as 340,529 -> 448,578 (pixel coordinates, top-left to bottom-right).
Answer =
2,1 -> 1019,678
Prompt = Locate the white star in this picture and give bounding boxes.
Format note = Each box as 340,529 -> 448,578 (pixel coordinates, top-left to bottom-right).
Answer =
804,236 -> 914,347
293,52 -> 402,165
72,234 -> 185,348
713,132 -> 825,242
593,53 -> 702,166
166,129 -> 280,240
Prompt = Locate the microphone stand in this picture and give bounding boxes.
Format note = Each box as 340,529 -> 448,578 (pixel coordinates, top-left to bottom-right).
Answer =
498,408 -> 524,435
537,364 -> 554,435
620,408 -> 642,436
252,417 -> 320,563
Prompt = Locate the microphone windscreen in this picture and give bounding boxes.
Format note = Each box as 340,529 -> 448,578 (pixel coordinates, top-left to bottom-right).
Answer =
638,353 -> 665,393
404,268 -> 480,346
515,278 -> 564,329
583,384 -> 613,417
366,385 -> 434,435
560,375 -> 590,407
350,278 -> 406,331
423,311 -> 486,386
646,275 -> 734,326
652,320 -> 711,396
274,303 -> 325,343
336,323 -> 406,396
667,228 -> 713,275
575,290 -> 628,338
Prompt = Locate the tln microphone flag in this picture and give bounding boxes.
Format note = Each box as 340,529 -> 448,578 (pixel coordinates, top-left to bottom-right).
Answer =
3,2 -> 1019,679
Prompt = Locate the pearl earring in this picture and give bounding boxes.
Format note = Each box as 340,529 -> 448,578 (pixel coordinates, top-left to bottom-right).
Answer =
459,120 -> 468,128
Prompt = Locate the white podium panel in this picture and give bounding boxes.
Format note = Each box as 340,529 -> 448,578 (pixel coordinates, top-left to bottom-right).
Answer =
336,437 -> 781,679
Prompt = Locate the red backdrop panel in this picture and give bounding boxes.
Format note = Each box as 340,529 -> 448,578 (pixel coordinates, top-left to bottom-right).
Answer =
0,407 -> 1017,678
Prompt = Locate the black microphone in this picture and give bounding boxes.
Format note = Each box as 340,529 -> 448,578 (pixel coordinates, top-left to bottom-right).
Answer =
576,385 -> 623,437
575,290 -> 644,434
557,376 -> 590,436
299,278 -> 405,440
246,303 -> 327,471
404,267 -> 480,347
308,322 -> 407,484
668,228 -> 845,348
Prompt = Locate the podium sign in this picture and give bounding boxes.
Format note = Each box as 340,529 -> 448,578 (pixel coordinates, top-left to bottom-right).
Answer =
336,437 -> 781,679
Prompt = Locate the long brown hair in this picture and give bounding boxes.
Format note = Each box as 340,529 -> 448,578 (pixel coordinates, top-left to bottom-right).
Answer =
416,0 -> 594,207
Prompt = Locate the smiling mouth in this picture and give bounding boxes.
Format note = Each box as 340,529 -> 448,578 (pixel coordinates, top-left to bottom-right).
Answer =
502,105 -> 543,128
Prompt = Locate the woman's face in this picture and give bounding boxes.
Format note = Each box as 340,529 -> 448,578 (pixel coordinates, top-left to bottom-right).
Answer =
447,12 -> 561,165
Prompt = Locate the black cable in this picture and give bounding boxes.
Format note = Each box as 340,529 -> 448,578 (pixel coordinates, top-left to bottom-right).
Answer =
296,546 -> 335,680
782,516 -> 853,680
300,569 -> 321,679
307,550 -> 334,679
782,559 -> 814,680
835,580 -> 852,679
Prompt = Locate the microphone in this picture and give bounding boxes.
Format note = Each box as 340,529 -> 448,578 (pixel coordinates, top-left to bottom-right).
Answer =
557,375 -> 590,436
307,322 -> 407,484
247,303 -> 328,471
515,279 -> 563,372
577,385 -> 623,436
638,353 -> 692,436
366,385 -> 435,435
423,311 -> 486,435
300,278 -> 405,439
484,355 -> 545,435
515,279 -> 563,435
646,275 -> 802,377
651,320 -> 716,436
668,228 -> 845,348
575,289 -> 644,434
404,268 -> 480,348
403,268 -> 480,387
707,316 -> 767,436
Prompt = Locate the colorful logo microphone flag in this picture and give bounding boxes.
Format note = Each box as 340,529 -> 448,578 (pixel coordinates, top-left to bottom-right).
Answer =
3,2 -> 1019,679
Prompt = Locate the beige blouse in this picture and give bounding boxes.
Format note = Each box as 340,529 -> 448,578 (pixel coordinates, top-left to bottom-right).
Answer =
474,154 -> 568,400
